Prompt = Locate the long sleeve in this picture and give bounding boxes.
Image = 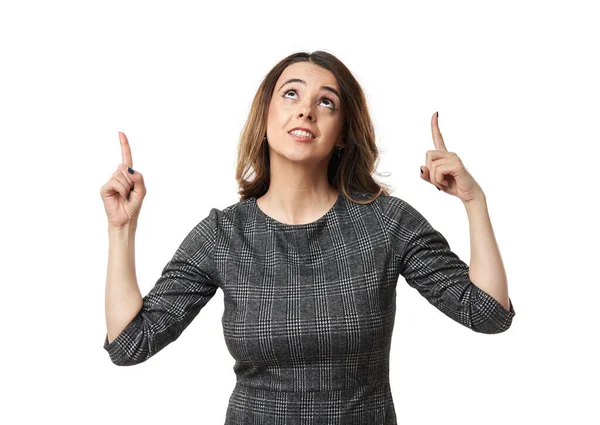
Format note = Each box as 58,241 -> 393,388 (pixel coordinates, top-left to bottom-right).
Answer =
103,207 -> 221,365
381,195 -> 515,334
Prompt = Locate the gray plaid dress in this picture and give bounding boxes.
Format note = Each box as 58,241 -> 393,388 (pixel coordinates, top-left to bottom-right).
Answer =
104,190 -> 515,424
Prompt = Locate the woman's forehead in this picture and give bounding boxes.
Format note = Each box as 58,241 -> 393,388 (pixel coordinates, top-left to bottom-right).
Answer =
278,62 -> 339,90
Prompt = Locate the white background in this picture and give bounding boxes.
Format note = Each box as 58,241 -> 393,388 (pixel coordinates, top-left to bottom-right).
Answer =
1,0 -> 598,423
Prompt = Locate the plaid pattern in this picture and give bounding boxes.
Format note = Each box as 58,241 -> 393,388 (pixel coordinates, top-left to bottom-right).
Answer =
104,191 -> 515,424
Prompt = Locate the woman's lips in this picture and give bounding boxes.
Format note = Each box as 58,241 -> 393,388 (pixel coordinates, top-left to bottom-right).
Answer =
288,132 -> 315,142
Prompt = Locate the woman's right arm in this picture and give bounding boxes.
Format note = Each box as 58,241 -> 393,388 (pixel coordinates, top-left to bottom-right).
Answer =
100,132 -> 220,366
100,131 -> 146,347
103,208 -> 220,366
105,223 -> 142,344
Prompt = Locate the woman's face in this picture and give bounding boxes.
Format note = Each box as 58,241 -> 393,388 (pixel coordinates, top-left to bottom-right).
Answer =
266,62 -> 344,165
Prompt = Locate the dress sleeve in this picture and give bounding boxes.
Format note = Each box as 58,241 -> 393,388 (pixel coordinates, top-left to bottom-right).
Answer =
103,207 -> 221,365
381,195 -> 515,334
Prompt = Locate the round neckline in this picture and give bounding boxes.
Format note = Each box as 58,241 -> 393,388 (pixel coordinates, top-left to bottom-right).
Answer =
251,191 -> 343,230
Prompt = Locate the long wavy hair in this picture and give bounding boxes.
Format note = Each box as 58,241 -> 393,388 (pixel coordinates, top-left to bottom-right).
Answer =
235,50 -> 393,205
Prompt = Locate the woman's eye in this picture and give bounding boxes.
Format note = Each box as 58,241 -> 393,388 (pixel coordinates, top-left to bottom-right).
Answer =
283,89 -> 336,110
320,97 -> 335,109
283,89 -> 298,99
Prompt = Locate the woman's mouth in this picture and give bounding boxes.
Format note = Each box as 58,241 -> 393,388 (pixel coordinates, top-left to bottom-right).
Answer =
288,131 -> 315,142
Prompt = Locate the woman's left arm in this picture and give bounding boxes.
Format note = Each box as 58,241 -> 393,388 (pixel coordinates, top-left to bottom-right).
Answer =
463,193 -> 511,312
420,111 -> 511,312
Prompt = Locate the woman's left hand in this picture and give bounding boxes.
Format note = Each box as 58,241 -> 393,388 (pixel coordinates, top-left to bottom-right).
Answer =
420,112 -> 485,204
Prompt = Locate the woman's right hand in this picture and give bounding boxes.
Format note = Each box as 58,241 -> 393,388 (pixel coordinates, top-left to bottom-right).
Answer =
100,132 -> 147,229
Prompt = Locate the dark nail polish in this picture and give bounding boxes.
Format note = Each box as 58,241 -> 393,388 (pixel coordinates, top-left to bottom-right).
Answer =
437,111 -> 439,118
126,193 -> 130,200
420,167 -> 423,174
128,167 -> 134,174
437,186 -> 441,191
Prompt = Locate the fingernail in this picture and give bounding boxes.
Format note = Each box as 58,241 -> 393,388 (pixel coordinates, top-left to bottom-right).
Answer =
126,193 -> 130,200
420,166 -> 423,174
128,167 -> 134,174
437,111 -> 439,118
437,186 -> 441,191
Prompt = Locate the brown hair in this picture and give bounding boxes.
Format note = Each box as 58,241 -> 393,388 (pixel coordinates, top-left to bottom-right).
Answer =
235,50 -> 393,205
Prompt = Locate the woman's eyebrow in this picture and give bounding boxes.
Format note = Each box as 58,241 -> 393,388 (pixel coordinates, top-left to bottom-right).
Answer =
278,78 -> 340,99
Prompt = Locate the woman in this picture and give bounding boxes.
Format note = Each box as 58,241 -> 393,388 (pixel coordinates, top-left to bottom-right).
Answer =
100,50 -> 515,424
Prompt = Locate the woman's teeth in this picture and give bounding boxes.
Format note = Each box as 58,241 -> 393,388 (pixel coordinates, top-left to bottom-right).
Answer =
289,130 -> 314,138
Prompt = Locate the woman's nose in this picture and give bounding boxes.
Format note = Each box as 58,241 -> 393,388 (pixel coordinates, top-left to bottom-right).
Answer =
297,102 -> 314,120
298,111 -> 313,120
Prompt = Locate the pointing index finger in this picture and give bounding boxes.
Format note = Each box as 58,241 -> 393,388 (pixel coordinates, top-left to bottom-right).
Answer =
119,132 -> 133,168
431,111 -> 447,152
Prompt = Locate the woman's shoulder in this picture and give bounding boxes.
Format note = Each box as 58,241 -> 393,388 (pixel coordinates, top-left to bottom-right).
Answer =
346,189 -> 404,210
357,191 -> 425,225
212,196 -> 256,224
